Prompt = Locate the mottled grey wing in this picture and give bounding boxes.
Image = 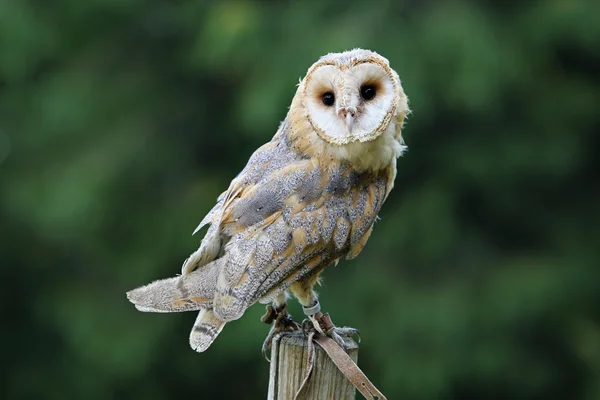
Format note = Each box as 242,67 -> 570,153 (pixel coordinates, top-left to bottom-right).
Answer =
212,159 -> 389,322
182,128 -> 300,275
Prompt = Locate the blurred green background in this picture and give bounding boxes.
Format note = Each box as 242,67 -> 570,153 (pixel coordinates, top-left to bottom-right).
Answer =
1,0 -> 599,399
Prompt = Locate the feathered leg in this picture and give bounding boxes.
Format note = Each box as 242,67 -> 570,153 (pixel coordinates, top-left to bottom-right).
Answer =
260,292 -> 300,359
289,276 -> 359,351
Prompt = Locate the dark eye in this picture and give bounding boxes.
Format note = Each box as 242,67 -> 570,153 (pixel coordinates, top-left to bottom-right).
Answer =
321,92 -> 335,106
361,85 -> 376,101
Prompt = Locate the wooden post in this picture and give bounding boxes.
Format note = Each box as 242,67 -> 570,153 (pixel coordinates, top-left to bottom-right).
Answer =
267,331 -> 359,400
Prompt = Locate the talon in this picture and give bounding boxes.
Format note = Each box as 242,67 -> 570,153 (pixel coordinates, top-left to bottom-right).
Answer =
330,329 -> 348,351
318,313 -> 332,330
262,330 -> 280,362
329,326 -> 360,340
354,329 -> 361,343
308,312 -> 326,335
302,311 -> 359,352
301,318 -> 313,336
261,305 -> 276,324
260,303 -> 300,361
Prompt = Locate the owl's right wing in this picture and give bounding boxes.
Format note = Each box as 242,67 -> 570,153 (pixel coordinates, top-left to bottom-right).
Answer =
181,129 -> 300,275
128,133 -> 298,313
127,131 -> 391,318
211,156 -> 391,322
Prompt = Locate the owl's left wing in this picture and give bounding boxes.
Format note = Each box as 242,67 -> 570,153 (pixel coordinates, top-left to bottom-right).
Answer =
212,158 -> 392,322
182,131 -> 299,275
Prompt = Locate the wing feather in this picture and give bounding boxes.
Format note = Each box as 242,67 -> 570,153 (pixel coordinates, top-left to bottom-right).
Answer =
151,128 -> 390,323
212,158 -> 390,321
126,258 -> 222,313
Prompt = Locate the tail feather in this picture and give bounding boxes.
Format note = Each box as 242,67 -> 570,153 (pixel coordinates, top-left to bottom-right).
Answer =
127,258 -> 222,313
189,308 -> 226,352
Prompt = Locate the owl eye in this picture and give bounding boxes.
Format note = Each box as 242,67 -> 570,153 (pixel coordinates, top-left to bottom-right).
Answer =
321,92 -> 335,106
361,85 -> 376,101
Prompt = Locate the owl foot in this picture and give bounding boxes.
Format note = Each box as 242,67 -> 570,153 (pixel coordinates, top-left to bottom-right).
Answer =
261,303 -> 300,361
301,303 -> 360,351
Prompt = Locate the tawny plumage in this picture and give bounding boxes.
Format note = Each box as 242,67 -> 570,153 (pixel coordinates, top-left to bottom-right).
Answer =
127,48 -> 409,353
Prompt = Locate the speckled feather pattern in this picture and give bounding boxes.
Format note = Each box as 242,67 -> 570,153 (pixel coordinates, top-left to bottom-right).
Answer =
205,126 -> 391,321
126,48 -> 409,352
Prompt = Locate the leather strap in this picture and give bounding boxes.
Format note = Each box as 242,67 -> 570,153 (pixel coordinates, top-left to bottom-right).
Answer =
294,331 -> 316,400
294,332 -> 387,400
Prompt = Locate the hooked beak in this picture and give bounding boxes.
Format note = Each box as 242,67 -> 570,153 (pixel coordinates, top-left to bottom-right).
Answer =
339,108 -> 356,132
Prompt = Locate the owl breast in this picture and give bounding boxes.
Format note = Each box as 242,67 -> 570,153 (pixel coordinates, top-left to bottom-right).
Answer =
211,126 -> 391,306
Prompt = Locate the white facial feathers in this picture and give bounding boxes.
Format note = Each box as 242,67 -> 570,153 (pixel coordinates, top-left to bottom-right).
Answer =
300,49 -> 408,145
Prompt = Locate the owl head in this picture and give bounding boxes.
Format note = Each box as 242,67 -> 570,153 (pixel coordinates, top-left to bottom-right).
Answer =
294,48 -> 408,146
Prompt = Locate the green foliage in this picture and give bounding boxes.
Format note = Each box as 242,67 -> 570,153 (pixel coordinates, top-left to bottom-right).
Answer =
1,0 -> 598,399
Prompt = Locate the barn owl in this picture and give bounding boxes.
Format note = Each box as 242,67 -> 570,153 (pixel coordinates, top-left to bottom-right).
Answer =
127,48 -> 409,354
